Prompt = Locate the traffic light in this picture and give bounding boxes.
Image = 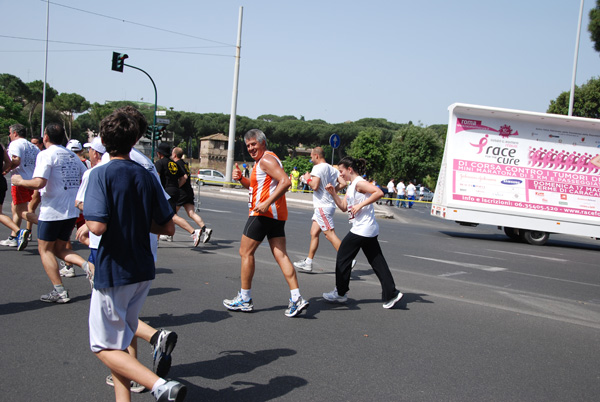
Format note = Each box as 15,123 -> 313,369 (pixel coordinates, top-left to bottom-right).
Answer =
111,52 -> 128,72
145,125 -> 166,141
155,125 -> 165,141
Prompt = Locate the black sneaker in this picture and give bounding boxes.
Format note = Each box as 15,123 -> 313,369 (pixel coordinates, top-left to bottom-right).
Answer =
153,330 -> 178,378
152,380 -> 187,402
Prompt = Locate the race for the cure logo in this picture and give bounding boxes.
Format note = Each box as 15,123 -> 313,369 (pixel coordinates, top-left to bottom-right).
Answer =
470,135 -> 488,154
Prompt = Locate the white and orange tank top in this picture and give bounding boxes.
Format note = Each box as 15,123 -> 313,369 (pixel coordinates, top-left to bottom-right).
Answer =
248,151 -> 288,221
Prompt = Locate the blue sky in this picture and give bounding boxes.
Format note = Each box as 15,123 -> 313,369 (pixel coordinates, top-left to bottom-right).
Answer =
2,0 -> 599,127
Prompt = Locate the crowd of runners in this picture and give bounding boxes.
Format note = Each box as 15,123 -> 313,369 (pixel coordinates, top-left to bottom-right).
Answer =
1,111 -> 403,402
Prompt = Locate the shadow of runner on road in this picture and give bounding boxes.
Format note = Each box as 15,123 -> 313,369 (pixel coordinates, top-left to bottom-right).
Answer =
172,348 -> 297,380
179,375 -> 308,402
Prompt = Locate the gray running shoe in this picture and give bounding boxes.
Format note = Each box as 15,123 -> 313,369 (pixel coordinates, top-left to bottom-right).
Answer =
351,259 -> 357,268
40,289 -> 70,303
153,329 -> 178,378
201,228 -> 212,243
285,296 -> 309,317
323,288 -> 348,303
223,292 -> 253,312
383,291 -> 403,309
293,258 -> 312,272
105,374 -> 145,393
152,380 -> 187,402
0,237 -> 17,247
192,229 -> 202,247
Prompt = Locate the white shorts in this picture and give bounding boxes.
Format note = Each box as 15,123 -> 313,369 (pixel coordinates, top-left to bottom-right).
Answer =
312,207 -> 336,231
89,281 -> 152,353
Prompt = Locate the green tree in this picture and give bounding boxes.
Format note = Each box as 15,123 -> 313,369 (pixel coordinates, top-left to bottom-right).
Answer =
589,1 -> 600,52
0,74 -> 30,105
52,92 -> 90,139
347,128 -> 389,183
0,91 -> 24,143
25,80 -> 57,136
388,125 -> 443,186
547,76 -> 600,118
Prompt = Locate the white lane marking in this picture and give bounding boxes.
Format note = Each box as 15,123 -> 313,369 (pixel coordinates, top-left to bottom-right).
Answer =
439,271 -> 469,277
405,255 -> 507,272
452,251 -> 503,260
507,270 -> 600,288
199,208 -> 232,213
486,249 -> 568,262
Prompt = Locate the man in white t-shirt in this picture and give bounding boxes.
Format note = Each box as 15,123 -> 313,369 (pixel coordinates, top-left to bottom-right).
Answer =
1,123 -> 39,247
11,123 -> 89,303
396,179 -> 406,208
385,179 -> 395,205
406,180 -> 417,208
293,147 -> 350,272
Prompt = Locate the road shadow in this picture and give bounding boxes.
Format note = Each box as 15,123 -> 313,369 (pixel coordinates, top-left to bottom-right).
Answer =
180,375 -> 308,402
141,309 -> 230,327
173,348 -> 297,380
148,287 -> 180,297
0,293 -> 90,316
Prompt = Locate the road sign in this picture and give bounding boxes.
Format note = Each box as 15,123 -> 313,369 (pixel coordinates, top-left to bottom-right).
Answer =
329,133 -> 340,149
156,110 -> 167,116
156,118 -> 170,124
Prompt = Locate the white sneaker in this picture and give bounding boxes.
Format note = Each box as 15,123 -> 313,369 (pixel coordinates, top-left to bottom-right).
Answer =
383,291 -> 403,309
293,258 -> 312,272
192,229 -> 202,247
59,266 -> 76,278
323,288 -> 348,303
201,228 -> 212,243
351,259 -> 357,268
159,235 -> 173,242
59,261 -> 76,278
0,237 -> 17,247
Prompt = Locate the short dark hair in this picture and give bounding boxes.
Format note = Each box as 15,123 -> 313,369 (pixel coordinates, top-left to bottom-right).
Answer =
100,110 -> 139,157
9,123 -> 26,138
44,123 -> 66,145
116,106 -> 148,141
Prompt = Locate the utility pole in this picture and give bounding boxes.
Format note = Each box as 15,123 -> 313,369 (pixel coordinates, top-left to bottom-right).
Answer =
225,7 -> 243,185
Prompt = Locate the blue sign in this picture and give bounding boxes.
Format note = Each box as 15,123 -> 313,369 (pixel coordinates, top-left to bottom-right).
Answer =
329,133 -> 340,149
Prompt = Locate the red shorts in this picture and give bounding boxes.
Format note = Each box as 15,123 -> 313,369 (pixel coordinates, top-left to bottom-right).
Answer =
76,213 -> 85,229
11,186 -> 33,205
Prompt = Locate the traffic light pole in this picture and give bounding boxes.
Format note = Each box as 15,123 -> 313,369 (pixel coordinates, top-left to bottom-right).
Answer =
124,63 -> 158,161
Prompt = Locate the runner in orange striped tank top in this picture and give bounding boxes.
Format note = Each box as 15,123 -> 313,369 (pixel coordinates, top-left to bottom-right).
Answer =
248,150 -> 288,220
223,129 -> 309,317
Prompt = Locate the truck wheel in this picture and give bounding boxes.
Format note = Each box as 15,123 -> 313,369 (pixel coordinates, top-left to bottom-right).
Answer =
520,230 -> 549,246
503,227 -> 520,240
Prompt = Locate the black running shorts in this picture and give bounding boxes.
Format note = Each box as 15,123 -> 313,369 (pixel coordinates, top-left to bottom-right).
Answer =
243,216 -> 286,242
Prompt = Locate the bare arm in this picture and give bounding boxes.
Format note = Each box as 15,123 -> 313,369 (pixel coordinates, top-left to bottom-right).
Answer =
86,220 -> 107,236
303,171 -> 320,191
335,175 -> 347,192
349,180 -> 383,216
151,218 -> 175,236
591,155 -> 600,168
2,155 -> 20,175
326,183 -> 348,212
11,175 -> 47,190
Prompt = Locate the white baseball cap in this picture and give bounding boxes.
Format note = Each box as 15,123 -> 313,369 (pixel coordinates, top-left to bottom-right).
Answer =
84,137 -> 106,154
66,139 -> 83,152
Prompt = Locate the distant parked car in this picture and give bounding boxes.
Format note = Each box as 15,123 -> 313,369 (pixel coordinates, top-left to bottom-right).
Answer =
420,187 -> 434,202
196,169 -> 226,186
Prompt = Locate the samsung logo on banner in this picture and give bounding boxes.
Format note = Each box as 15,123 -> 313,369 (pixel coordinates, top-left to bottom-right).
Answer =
501,179 -> 522,185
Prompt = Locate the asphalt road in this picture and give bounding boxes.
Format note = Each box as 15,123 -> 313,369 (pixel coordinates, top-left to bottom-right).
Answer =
1,186 -> 599,401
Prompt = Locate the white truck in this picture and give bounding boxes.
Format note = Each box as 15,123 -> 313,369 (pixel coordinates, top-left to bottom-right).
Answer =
431,103 -> 600,245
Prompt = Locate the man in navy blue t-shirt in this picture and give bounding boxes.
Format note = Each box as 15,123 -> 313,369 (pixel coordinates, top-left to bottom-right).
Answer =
83,110 -> 187,402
